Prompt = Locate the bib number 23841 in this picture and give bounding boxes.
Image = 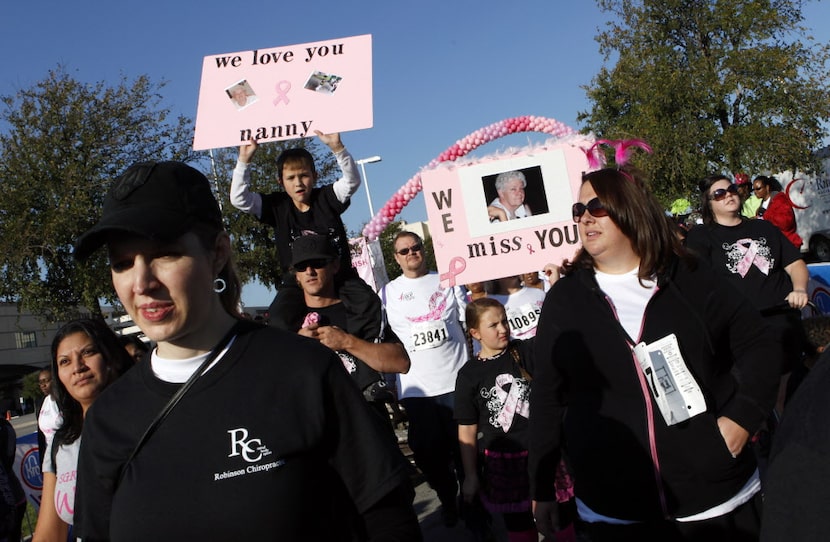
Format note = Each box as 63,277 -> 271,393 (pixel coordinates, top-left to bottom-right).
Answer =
411,320 -> 449,351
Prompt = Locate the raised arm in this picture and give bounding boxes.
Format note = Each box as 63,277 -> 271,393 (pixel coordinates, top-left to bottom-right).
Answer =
230,138 -> 264,218
316,131 -> 361,205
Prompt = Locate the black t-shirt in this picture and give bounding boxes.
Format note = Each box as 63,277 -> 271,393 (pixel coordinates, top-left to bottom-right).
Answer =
75,324 -> 410,541
454,339 -> 535,453
310,302 -> 401,392
259,185 -> 351,273
685,218 -> 802,311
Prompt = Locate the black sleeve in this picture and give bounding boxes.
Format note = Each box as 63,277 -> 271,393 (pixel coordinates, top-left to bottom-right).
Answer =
528,293 -> 566,501
361,481 -> 423,542
683,225 -> 713,265
453,364 -> 479,425
321,354 -> 414,514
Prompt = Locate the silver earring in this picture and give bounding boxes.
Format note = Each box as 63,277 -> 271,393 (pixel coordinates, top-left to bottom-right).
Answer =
213,278 -> 227,293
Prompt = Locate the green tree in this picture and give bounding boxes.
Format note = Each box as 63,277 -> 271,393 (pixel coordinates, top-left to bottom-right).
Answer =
21,370 -> 44,404
208,139 -> 340,288
0,67 -> 196,321
580,0 -> 830,204
0,67 -> 197,321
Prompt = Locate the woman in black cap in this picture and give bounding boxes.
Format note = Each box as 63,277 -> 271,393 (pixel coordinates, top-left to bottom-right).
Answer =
73,161 -> 420,541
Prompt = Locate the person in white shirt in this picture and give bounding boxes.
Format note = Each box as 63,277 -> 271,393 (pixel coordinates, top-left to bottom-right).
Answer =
381,231 -> 469,527
490,275 -> 546,340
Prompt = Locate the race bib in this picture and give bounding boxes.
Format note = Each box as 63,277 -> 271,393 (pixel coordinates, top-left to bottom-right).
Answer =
633,334 -> 707,426
411,320 -> 449,351
506,303 -> 542,337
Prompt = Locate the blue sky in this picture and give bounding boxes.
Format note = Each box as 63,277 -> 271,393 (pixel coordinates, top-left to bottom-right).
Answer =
3,1 -> 829,306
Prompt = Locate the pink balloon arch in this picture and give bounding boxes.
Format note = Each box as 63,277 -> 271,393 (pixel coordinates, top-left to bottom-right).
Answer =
361,115 -> 579,240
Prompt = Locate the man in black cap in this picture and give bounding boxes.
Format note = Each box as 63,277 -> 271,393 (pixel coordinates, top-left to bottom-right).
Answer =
291,234 -> 409,423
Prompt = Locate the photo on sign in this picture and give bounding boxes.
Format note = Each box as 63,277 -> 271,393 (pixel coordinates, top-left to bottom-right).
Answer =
461,150 -> 574,238
482,166 -> 549,224
304,70 -> 343,95
225,80 -> 259,111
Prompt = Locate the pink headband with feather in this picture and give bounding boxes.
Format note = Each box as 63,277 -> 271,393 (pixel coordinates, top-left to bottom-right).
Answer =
583,138 -> 653,170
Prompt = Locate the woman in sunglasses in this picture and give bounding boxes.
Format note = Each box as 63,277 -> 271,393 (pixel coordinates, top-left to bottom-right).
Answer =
530,166 -> 781,541
686,174 -> 809,413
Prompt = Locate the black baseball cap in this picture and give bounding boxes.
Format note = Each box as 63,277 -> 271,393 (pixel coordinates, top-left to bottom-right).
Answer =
74,161 -> 222,261
290,234 -> 337,268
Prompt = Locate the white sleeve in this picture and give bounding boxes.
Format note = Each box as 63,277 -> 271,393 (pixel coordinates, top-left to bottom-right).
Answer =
453,286 -> 468,324
230,160 -> 263,218
331,148 -> 361,204
42,437 -> 55,474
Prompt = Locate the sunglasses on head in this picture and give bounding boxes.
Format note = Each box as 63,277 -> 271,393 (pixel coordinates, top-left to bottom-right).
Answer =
710,184 -> 739,201
572,197 -> 609,222
293,258 -> 330,271
396,243 -> 423,256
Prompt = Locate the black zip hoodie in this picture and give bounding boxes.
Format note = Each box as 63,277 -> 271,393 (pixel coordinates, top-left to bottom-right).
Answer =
529,255 -> 781,520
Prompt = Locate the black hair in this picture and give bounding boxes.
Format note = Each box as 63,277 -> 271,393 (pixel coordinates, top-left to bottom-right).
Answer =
50,318 -> 134,447
698,174 -> 732,225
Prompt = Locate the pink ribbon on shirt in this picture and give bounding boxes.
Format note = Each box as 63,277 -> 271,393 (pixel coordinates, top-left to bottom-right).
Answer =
301,312 -> 319,328
493,374 -> 529,432
735,238 -> 770,277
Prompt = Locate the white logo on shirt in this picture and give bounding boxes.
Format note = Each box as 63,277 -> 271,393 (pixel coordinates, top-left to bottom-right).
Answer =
227,428 -> 272,463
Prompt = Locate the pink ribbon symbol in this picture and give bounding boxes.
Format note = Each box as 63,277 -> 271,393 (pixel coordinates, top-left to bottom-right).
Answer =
735,238 -> 770,277
273,80 -> 291,106
493,373 -> 530,432
440,257 -> 466,287
526,243 -> 535,254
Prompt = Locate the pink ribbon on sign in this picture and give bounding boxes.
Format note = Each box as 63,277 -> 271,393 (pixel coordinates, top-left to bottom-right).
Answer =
735,238 -> 770,277
493,374 -> 529,432
273,81 -> 291,106
440,257 -> 466,287
526,243 -> 535,255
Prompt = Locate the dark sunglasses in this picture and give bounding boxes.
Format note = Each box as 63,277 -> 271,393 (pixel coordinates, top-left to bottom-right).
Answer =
753,185 -> 766,193
710,184 -> 739,201
572,198 -> 609,222
396,243 -> 423,256
293,258 -> 330,271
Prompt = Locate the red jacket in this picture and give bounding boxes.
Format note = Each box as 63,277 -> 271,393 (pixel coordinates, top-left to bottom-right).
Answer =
764,192 -> 802,249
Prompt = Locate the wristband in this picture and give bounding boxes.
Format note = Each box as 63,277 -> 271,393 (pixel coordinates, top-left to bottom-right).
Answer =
793,289 -> 806,293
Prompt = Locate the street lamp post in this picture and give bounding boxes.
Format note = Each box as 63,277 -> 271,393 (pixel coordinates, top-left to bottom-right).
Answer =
356,155 -> 382,218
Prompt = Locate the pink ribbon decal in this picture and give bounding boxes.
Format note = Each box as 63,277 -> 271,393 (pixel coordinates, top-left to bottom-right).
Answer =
272,80 -> 291,106
440,257 -> 466,287
526,243 -> 535,255
735,238 -> 770,277
493,374 -> 529,432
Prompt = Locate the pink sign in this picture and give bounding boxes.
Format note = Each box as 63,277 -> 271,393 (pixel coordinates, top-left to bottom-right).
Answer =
421,137 -> 592,287
193,34 -> 373,151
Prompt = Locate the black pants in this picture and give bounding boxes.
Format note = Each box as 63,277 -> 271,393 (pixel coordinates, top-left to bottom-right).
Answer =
399,393 -> 463,506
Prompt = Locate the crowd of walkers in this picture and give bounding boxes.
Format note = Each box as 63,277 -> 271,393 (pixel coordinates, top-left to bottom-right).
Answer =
23,134 -> 829,542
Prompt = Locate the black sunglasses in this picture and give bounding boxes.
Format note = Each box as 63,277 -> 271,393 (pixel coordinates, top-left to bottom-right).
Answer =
753,185 -> 766,193
293,258 -> 330,271
710,184 -> 739,201
396,243 -> 423,256
572,198 -> 609,222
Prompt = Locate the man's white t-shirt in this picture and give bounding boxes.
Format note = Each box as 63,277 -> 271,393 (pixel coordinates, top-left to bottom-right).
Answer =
382,272 -> 468,399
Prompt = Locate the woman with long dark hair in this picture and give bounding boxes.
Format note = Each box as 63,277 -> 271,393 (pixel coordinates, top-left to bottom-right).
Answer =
32,318 -> 133,542
530,162 -> 782,541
